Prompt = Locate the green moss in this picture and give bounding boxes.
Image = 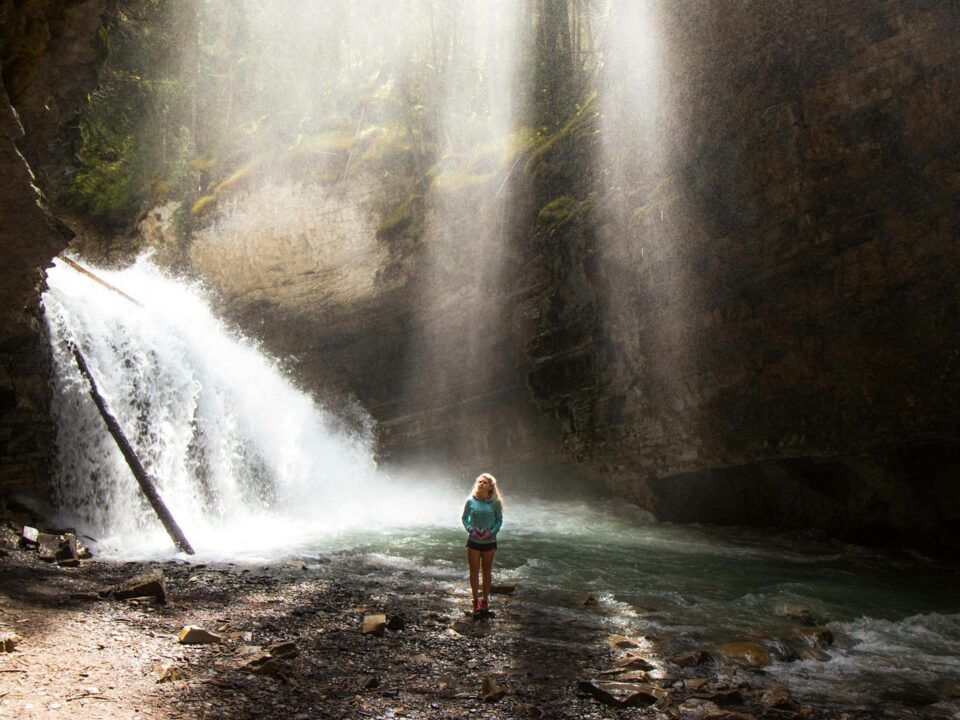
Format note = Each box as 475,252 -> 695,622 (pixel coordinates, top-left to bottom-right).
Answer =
630,175 -> 679,227
524,91 -> 599,176
214,161 -> 258,194
191,194 -> 217,216
538,195 -> 578,230
376,193 -> 421,239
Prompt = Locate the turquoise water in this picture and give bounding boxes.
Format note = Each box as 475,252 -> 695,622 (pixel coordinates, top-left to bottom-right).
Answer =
322,497 -> 960,716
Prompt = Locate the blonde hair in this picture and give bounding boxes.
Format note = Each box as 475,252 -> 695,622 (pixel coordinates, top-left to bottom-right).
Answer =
472,472 -> 504,507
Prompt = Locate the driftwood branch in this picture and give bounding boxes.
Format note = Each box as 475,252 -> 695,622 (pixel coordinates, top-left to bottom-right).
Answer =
70,344 -> 195,555
58,255 -> 144,307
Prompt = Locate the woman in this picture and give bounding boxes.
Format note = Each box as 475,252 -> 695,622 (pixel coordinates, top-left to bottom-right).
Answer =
461,472 -> 503,614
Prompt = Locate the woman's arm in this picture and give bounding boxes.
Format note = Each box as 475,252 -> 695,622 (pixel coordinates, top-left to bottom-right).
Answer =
491,500 -> 503,535
461,500 -> 472,532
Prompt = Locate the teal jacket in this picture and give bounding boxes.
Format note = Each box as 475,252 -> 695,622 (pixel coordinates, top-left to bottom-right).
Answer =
462,496 -> 503,546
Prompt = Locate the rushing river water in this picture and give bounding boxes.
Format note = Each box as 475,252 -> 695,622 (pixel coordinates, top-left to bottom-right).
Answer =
43,257 -> 960,718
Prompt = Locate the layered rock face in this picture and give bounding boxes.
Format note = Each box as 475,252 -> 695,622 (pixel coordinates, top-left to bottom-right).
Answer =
0,0 -> 110,502
523,0 -> 960,552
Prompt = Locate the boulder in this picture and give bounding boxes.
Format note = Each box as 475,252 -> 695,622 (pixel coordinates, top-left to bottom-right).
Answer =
178,626 -> 222,644
361,614 -> 387,636
112,570 -> 167,604
517,703 -> 543,718
489,584 -> 515,595
716,642 -> 771,668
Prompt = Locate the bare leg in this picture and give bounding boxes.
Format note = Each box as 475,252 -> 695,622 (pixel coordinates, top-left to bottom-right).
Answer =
467,548 -> 481,604
480,549 -> 496,602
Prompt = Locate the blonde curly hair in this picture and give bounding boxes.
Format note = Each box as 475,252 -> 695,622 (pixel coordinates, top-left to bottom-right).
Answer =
471,472 -> 504,507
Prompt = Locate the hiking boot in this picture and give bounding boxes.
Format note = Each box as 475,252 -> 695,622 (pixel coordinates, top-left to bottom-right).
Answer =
472,599 -> 482,613
479,598 -> 489,611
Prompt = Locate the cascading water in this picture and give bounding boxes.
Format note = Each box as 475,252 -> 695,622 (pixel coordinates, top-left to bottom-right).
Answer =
43,255 -> 459,560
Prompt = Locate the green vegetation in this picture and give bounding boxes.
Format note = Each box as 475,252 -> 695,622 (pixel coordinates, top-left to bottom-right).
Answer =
59,1 -> 612,244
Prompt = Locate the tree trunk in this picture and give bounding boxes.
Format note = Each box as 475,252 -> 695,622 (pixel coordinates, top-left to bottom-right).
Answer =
71,345 -> 195,555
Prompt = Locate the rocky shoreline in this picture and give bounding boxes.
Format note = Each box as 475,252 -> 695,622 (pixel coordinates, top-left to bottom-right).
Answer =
0,523 -> 955,720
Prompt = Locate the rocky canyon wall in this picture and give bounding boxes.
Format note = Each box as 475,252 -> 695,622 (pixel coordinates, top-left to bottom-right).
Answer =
191,0 -> 960,554
0,0 -> 111,504
522,0 -> 960,552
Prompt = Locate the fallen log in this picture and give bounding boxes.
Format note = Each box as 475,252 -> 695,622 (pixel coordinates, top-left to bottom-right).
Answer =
58,255 -> 144,307
70,344 -> 195,555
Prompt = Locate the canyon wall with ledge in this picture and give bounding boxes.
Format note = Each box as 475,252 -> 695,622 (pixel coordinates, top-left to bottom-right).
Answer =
0,0 -> 111,505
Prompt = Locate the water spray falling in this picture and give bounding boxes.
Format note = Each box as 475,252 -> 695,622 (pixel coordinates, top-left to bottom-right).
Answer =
43,255 -> 456,560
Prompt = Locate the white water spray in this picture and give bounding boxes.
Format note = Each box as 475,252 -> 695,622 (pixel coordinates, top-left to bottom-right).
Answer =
44,255 -> 459,560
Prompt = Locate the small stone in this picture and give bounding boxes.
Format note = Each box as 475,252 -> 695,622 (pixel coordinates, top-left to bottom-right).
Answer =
761,686 -> 792,709
155,661 -> 182,683
56,533 -> 80,564
798,627 -> 833,648
481,676 -> 506,703
361,614 -> 387,635
240,653 -> 289,679
716,642 -> 772,668
673,650 -> 713,667
685,678 -> 709,690
269,640 -> 298,658
229,631 -> 253,642
386,614 -> 405,631
178,626 -> 222,644
582,594 -> 598,607
37,533 -> 60,562
613,653 -> 656,671
20,526 -> 39,544
1,631 -> 22,652
517,703 -> 543,718
112,570 -> 167,604
609,634 -> 639,649
775,604 -> 817,626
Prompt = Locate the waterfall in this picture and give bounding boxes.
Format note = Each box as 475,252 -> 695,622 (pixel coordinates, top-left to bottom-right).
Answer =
43,255 -> 452,560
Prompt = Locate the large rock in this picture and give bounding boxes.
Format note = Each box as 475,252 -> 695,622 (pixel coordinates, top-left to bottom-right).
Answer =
178,626 -> 222,644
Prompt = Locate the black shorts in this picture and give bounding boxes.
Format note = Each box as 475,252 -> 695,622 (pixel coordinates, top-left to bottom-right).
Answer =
466,539 -> 497,551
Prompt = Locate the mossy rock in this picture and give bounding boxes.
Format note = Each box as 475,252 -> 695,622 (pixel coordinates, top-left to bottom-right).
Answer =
524,91 -> 600,176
